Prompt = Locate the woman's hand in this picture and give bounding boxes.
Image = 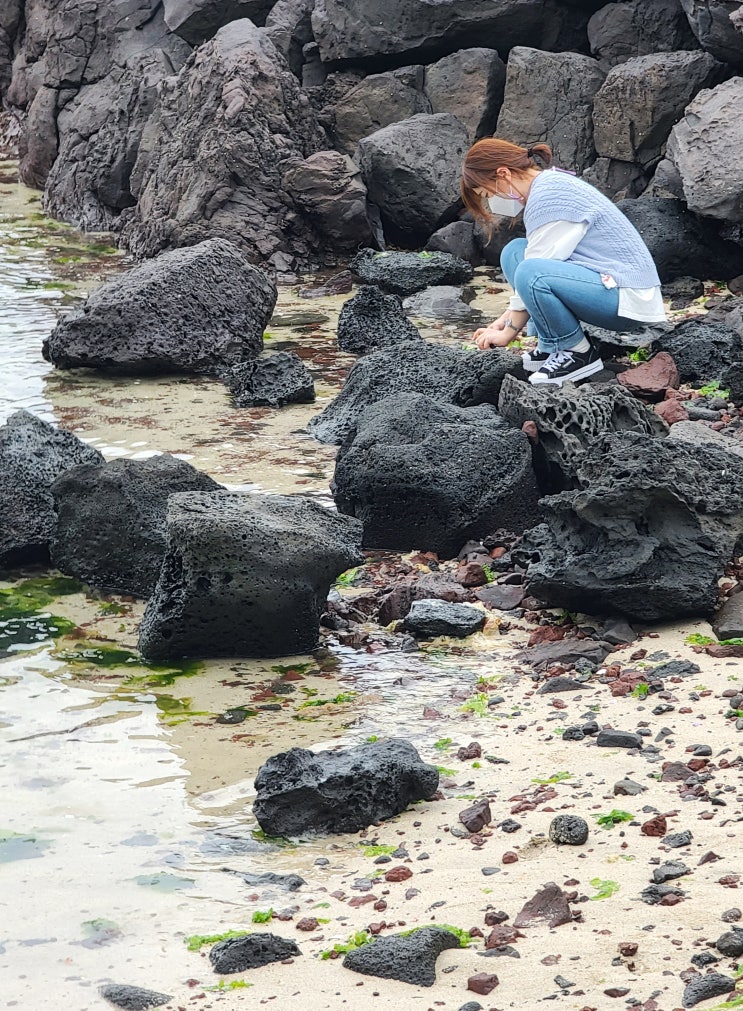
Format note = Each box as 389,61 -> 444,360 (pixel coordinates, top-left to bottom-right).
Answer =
473,309 -> 529,349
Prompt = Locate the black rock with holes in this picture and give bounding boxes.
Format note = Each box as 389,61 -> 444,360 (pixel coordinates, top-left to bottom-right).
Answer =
208,932 -> 300,974
253,738 -> 439,835
138,491 -> 363,660
336,285 -> 421,355
44,239 -> 275,375
0,410 -> 104,569
51,455 -> 221,597
518,431 -> 743,620
343,926 -> 460,986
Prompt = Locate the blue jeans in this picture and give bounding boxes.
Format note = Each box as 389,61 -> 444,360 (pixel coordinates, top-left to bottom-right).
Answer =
500,238 -> 640,353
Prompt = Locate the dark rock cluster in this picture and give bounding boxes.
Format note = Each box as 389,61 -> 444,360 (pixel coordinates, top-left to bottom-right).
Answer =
3,0 -> 743,276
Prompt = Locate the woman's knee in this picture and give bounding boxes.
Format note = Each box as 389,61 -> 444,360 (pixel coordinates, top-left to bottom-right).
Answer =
499,238 -> 527,280
512,257 -> 552,289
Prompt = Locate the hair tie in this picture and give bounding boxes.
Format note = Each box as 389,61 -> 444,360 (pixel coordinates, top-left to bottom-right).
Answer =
526,146 -> 535,158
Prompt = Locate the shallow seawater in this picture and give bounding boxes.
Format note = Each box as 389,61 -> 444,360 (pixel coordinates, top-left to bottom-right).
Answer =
0,162 -> 520,1005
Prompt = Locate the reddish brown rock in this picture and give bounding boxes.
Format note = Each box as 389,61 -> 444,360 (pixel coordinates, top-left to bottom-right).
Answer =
296,917 -> 319,931
456,562 -> 489,587
467,972 -> 499,995
655,397 -> 689,425
486,924 -> 523,947
619,942 -> 638,957
661,762 -> 691,782
459,798 -> 492,833
618,351 -> 679,401
384,866 -> 412,883
457,741 -> 482,760
641,815 -> 667,837
514,882 -> 572,928
502,851 -> 518,864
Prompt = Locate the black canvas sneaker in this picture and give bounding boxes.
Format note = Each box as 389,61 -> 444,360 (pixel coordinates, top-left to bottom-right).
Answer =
528,344 -> 604,386
521,348 -> 551,372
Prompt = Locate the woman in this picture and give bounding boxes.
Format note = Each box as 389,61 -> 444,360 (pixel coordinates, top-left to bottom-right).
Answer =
460,139 -> 666,386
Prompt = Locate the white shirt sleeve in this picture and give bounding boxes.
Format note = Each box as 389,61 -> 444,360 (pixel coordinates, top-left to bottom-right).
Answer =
508,220 -> 589,312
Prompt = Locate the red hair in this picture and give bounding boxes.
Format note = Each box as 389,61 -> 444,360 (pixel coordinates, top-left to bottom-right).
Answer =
460,138 -> 553,233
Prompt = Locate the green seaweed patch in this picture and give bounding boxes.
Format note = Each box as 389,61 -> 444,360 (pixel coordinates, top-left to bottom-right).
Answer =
52,641 -> 203,684
320,931 -> 372,959
251,909 -> 273,923
0,575 -> 83,617
335,567 -> 360,587
135,873 -> 195,892
594,810 -> 634,829
0,830 -> 50,863
250,828 -> 296,848
299,692 -> 357,708
362,844 -> 397,857
270,661 -> 317,676
205,980 -> 253,991
531,771 -> 573,785
435,765 -> 457,777
400,924 -> 472,947
0,612 -> 77,652
434,738 -> 452,752
155,695 -> 211,726
186,929 -> 250,952
459,693 -> 491,716
589,878 -> 620,900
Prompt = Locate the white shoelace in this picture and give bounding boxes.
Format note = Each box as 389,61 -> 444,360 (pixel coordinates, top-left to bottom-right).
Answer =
540,350 -> 574,373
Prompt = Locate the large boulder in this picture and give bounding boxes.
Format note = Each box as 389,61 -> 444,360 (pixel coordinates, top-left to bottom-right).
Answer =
518,432 -> 743,620
593,51 -> 725,168
282,150 -> 375,250
357,113 -> 469,247
0,411 -> 104,569
587,0 -> 700,69
581,158 -> 649,201
350,248 -> 473,296
329,67 -> 431,156
311,0 -> 588,65
163,0 -> 274,45
424,48 -> 506,143
332,394 -> 538,557
680,0 -> 743,67
616,197 -> 743,282
307,341 -> 521,445
253,739 -> 439,835
50,455 -> 221,598
496,48 -> 605,174
425,220 -> 482,265
120,20 -> 327,272
655,317 -> 743,401
8,0 -> 190,228
225,352 -> 316,408
336,286 -> 421,355
138,492 -> 363,660
497,374 -> 667,489
44,240 -> 275,375
666,78 -> 743,224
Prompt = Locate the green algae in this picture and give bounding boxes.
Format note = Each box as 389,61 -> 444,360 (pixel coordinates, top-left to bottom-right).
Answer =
51,640 -> 203,686
0,575 -> 83,617
0,613 -> 76,652
154,695 -> 211,726
186,929 -> 250,952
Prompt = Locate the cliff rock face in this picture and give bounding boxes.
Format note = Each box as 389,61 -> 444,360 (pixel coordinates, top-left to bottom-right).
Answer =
8,0 -> 190,228
119,19 -> 328,273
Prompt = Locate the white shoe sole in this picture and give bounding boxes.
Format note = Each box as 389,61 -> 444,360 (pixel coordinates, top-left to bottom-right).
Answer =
521,352 -> 549,373
528,358 -> 604,386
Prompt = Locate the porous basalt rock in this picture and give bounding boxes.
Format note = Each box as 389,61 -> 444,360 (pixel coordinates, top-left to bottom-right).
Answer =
44,240 -> 275,376
99,984 -> 172,1010
350,248 -> 474,296
332,393 -> 538,556
253,739 -> 438,836
655,318 -> 743,400
548,815 -> 589,846
519,432 -> 743,620
209,932 -> 300,974
0,411 -> 104,569
225,353 -> 315,408
616,197 -> 743,282
424,48 -> 506,144
308,342 -> 520,445
336,286 -> 421,354
50,455 -> 221,597
138,492 -> 363,660
343,927 -> 460,986
497,374 -> 667,489
681,972 -> 737,1009
120,20 -> 327,271
329,68 -> 431,156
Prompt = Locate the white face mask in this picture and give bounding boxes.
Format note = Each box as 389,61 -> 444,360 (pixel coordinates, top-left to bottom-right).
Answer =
487,191 -> 523,217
